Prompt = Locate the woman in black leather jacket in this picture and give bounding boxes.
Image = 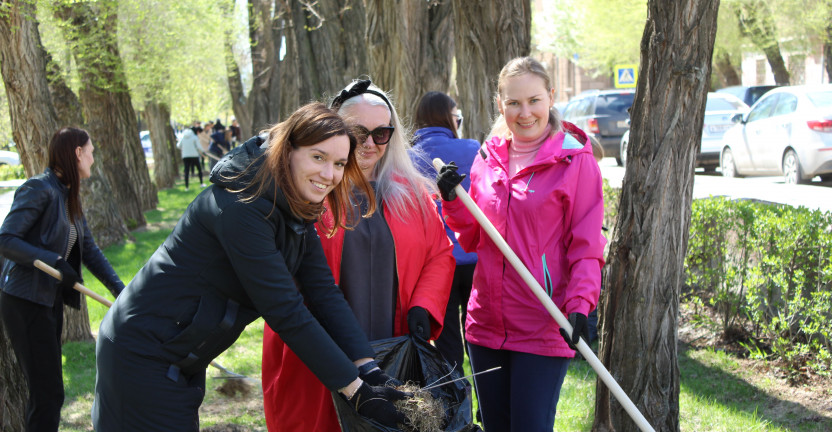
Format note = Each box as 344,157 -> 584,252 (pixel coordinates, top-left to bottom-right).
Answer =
0,127 -> 125,432
91,103 -> 409,431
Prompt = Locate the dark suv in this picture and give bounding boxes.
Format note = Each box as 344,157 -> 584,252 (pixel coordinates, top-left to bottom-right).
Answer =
561,89 -> 635,165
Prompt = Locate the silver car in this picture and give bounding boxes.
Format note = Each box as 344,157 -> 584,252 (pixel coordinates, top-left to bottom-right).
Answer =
720,85 -> 832,184
619,92 -> 748,170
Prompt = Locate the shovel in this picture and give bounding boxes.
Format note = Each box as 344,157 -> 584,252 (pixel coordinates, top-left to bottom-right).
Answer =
33,259 -> 256,385
432,158 -> 654,432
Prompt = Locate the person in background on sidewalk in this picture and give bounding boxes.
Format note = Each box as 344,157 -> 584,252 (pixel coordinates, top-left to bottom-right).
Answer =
198,121 -> 213,171
177,126 -> 206,191
209,122 -> 230,171
261,79 -> 455,431
0,127 -> 125,432
91,103 -> 409,431
436,57 -> 606,431
411,90 -> 479,371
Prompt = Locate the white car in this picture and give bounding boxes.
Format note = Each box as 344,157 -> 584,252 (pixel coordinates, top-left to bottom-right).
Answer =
720,84 -> 832,184
0,150 -> 21,166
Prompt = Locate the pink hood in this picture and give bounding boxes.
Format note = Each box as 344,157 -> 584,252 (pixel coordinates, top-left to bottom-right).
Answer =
442,122 -> 606,357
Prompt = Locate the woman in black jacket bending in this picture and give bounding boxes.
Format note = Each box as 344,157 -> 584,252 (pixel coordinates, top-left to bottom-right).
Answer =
0,127 -> 125,432
91,103 -> 408,431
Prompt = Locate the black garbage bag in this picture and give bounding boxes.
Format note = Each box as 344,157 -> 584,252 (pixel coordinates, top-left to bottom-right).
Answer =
332,335 -> 482,432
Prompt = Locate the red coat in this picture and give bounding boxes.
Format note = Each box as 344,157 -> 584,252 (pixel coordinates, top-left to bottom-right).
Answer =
262,192 -> 454,431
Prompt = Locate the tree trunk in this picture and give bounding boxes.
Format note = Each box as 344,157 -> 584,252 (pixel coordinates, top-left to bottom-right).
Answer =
287,0 -> 368,106
451,0 -> 531,142
54,1 -> 157,228
824,16 -> 832,83
0,2 -> 58,429
246,0 -> 284,134
0,0 -> 59,177
225,38 -> 253,140
0,317 -> 26,432
735,0 -> 790,85
365,0 -> 454,120
714,51 -> 741,87
592,1 -> 719,431
144,101 -> 177,190
61,301 -> 94,344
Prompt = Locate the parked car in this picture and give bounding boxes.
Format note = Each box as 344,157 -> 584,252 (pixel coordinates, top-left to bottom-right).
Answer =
618,92 -> 749,170
562,89 -> 635,165
720,84 -> 832,184
715,85 -> 779,107
0,150 -> 20,166
139,130 -> 153,158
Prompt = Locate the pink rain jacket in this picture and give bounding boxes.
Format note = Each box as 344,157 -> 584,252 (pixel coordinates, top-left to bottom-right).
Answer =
442,122 -> 606,358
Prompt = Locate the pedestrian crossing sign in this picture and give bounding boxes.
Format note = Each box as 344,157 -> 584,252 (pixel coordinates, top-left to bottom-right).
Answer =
615,64 -> 638,88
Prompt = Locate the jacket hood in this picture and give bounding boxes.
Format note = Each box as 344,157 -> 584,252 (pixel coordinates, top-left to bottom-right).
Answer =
182,128 -> 195,138
484,120 -> 592,171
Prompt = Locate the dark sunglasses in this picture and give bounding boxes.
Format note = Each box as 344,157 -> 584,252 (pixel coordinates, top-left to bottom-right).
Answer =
353,125 -> 395,146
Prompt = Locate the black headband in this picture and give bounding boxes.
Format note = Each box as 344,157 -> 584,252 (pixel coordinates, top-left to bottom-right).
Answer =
330,79 -> 394,114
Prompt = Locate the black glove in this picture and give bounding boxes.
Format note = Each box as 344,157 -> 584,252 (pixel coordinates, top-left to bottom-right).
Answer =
558,312 -> 589,351
358,360 -> 402,387
54,258 -> 81,291
348,382 -> 409,428
407,306 -> 430,340
436,161 -> 465,201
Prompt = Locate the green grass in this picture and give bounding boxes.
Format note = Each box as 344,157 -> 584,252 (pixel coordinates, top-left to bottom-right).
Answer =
58,180 -> 832,431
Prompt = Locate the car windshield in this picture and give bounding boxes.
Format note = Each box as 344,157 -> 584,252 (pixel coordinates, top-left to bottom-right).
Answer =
807,91 -> 832,108
706,97 -> 745,112
595,93 -> 634,115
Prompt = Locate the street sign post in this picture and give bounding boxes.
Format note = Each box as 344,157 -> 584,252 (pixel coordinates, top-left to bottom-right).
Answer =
615,64 -> 638,88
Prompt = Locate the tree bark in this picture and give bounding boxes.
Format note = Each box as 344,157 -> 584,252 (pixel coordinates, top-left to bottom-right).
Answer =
592,2 -> 719,431
714,51 -> 741,87
365,0 -> 454,120
824,14 -> 832,83
246,0 -> 284,134
144,101 -> 177,190
284,0 -> 368,108
225,38 -> 253,140
451,0 -> 531,142
54,1 -> 157,228
0,0 -> 59,177
735,0 -> 790,85
0,2 -> 58,429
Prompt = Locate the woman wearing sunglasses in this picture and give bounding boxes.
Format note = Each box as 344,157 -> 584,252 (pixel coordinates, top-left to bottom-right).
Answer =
262,80 -> 455,431
410,91 -> 481,372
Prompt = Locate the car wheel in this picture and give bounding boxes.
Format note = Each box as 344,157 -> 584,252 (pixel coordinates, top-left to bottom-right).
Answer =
702,165 -> 717,173
620,136 -> 629,168
721,148 -> 739,178
782,149 -> 809,184
820,174 -> 832,182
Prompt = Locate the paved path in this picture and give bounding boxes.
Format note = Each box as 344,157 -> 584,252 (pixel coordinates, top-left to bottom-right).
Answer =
599,158 -> 832,214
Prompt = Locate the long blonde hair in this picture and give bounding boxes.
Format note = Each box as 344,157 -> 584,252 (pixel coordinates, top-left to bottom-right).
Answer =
335,80 -> 436,221
488,57 -> 562,140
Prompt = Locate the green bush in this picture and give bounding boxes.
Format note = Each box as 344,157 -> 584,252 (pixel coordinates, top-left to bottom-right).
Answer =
685,198 -> 832,376
0,163 -> 25,181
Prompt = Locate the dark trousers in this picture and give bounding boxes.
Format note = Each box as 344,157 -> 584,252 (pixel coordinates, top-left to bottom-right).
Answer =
434,263 -> 475,371
468,343 -> 570,432
0,291 -> 65,432
182,157 -> 203,189
93,336 -> 206,432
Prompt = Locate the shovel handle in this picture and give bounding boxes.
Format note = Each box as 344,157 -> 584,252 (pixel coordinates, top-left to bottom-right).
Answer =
34,259 -> 113,307
432,158 -> 654,432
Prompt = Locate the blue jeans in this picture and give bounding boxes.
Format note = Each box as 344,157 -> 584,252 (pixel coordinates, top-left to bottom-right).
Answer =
468,343 -> 570,432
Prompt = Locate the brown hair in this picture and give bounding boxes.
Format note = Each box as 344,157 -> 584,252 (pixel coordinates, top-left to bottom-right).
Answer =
243,102 -> 374,236
489,57 -> 561,139
48,127 -> 89,222
414,91 -> 458,138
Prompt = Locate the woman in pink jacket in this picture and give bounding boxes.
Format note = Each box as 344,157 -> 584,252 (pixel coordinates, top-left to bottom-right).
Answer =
437,57 -> 606,431
261,80 -> 455,431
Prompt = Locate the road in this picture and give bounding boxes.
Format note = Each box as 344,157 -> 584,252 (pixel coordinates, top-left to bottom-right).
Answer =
598,158 -> 832,214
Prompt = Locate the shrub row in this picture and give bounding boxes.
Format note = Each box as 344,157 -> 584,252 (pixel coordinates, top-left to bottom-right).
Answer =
685,197 -> 831,376
601,184 -> 831,376
0,164 -> 24,181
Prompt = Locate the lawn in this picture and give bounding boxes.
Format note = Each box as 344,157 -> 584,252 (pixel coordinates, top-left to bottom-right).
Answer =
57,181 -> 832,431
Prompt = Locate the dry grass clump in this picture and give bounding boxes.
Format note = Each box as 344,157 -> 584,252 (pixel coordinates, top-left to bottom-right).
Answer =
394,382 -> 445,432
215,378 -> 253,398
